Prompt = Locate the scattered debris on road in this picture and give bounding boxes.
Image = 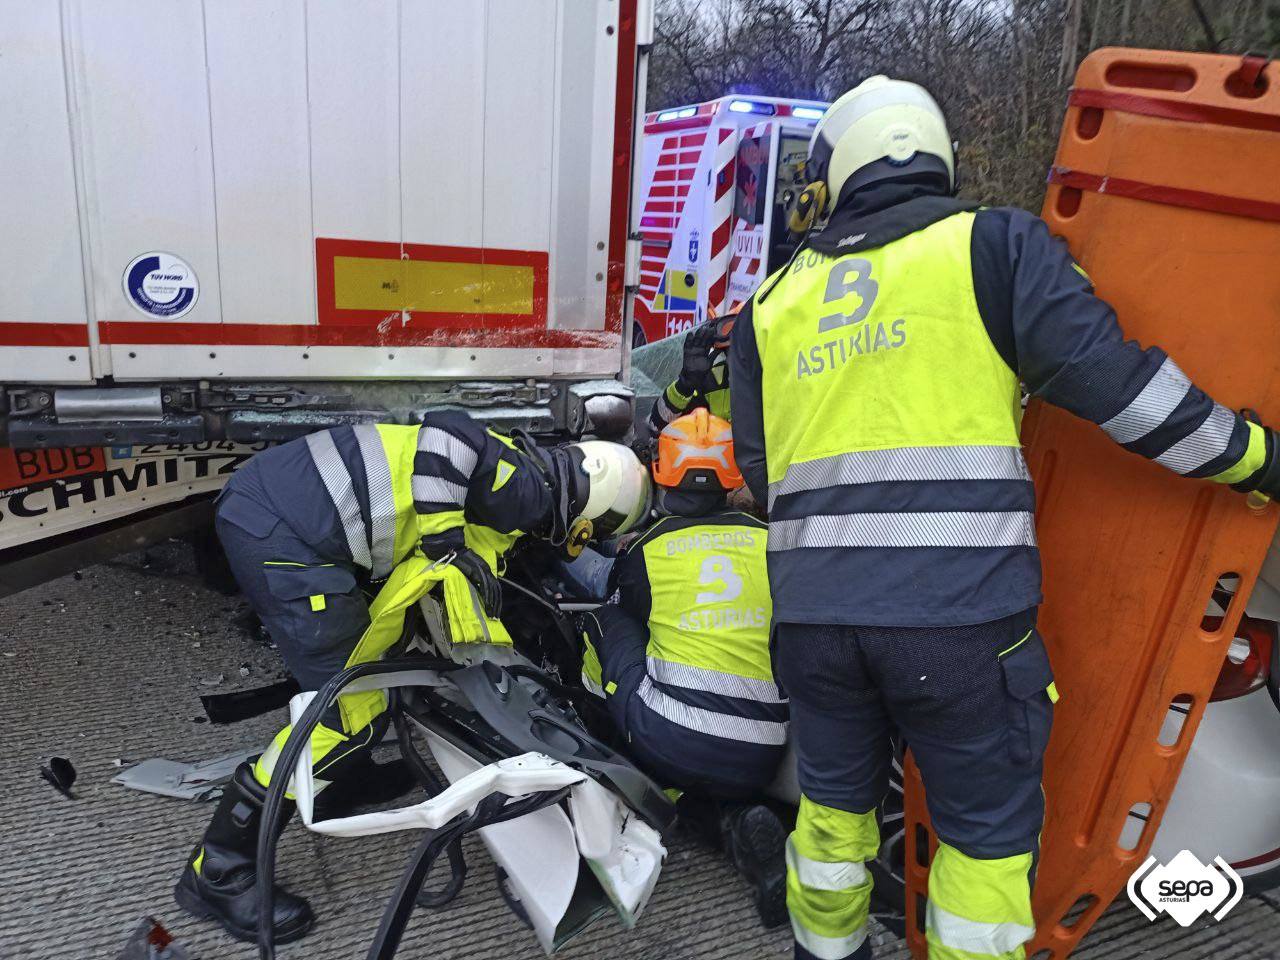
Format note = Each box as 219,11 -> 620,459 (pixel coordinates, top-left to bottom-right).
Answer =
200,678 -> 300,724
40,756 -> 77,799
116,917 -> 189,960
112,749 -> 257,801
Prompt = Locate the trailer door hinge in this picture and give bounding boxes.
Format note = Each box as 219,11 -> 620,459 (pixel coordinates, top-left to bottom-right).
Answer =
625,233 -> 643,290
635,0 -> 656,49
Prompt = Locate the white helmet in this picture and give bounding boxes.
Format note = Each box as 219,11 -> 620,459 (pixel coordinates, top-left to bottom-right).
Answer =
806,76 -> 954,217
540,440 -> 650,555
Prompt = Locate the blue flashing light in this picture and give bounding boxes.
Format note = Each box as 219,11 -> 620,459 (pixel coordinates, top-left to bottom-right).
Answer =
792,106 -> 826,121
729,99 -> 776,115
656,109 -> 679,122
675,106 -> 697,118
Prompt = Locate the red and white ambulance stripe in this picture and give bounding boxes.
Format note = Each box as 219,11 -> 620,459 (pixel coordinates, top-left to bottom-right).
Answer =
639,130 -> 705,303
704,126 -> 737,316
721,121 -> 773,313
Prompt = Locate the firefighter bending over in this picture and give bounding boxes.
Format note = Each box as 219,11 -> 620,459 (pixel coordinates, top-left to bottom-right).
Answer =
175,410 -> 651,943
583,410 -> 790,927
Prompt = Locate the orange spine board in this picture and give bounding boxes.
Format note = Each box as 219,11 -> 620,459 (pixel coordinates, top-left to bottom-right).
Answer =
906,48 -> 1280,959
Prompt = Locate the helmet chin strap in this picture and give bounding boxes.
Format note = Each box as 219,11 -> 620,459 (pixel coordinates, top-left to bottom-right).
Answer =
544,447 -> 579,547
510,430 -> 572,546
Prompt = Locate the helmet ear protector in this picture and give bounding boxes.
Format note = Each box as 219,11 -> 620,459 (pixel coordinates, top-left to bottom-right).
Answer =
788,180 -> 829,236
565,516 -> 594,558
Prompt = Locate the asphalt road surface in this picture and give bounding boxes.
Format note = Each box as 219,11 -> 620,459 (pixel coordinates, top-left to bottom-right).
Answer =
1,541 -> 1276,959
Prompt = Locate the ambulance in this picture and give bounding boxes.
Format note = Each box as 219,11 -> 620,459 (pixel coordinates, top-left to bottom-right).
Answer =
632,95 -> 827,344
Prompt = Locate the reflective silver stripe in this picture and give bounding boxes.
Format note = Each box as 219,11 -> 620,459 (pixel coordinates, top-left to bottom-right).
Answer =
926,901 -> 1034,956
647,656 -> 785,704
353,425 -> 396,579
418,426 -> 478,478
790,917 -> 868,960
581,671 -> 606,698
636,677 -> 788,745
1155,403 -> 1235,475
464,580 -> 493,643
1100,357 -> 1191,444
769,511 -> 1036,551
411,475 -> 468,506
652,391 -> 681,427
786,837 -> 868,892
769,445 -> 1028,510
305,431 -> 372,569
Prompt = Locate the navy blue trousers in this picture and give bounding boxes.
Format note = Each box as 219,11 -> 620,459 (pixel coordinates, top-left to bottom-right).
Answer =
775,610 -> 1054,860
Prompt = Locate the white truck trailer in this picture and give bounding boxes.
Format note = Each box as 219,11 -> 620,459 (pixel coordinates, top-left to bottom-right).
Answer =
0,0 -> 652,577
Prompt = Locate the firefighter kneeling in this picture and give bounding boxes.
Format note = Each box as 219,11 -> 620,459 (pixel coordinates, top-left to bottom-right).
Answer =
582,409 -> 790,926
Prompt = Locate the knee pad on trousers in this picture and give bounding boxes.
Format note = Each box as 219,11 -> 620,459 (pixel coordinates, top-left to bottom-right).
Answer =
787,796 -> 877,960
925,842 -> 1036,959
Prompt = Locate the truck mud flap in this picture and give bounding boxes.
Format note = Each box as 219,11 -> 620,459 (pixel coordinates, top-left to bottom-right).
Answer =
904,49 -> 1280,958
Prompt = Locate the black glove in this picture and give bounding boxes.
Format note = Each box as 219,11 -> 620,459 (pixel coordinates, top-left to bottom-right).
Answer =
451,547 -> 504,620
676,322 -> 718,397
420,530 -> 465,562
1229,410 -> 1280,498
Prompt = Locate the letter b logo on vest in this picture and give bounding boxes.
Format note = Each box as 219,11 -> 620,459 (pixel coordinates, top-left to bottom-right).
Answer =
1126,850 -> 1243,927
818,258 -> 878,333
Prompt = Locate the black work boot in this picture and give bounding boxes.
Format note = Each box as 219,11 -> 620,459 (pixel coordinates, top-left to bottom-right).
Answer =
174,761 -> 315,943
722,803 -> 789,929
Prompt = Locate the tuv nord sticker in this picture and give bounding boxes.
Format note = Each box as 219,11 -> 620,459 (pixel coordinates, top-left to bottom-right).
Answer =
1126,850 -> 1243,926
123,252 -> 199,319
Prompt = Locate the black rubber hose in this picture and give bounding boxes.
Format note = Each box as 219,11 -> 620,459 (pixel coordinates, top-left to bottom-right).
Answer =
497,574 -> 570,620
390,693 -> 467,908
365,786 -> 571,960
255,656 -> 459,960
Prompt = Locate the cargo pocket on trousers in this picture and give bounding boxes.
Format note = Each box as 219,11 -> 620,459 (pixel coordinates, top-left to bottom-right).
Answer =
263,564 -> 365,658
216,492 -> 281,539
998,629 -> 1056,766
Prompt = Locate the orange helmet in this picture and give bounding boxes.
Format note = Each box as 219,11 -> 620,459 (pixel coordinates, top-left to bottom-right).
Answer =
652,409 -> 742,491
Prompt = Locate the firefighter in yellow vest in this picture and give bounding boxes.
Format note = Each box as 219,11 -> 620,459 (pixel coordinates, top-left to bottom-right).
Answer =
646,306 -> 738,436
728,77 -> 1280,960
174,410 -> 651,943
582,409 -> 790,926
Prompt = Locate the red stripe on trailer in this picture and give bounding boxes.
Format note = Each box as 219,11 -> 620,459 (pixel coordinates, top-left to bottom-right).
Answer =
0,323 -> 90,347
644,200 -> 677,213
639,215 -> 676,229
677,150 -> 700,164
605,0 -> 639,336
98,321 -> 616,350
679,133 -> 707,147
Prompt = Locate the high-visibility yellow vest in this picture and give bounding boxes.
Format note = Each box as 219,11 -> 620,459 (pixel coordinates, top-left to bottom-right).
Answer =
749,211 -> 1039,627
640,513 -> 774,685
754,211 -> 1023,493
